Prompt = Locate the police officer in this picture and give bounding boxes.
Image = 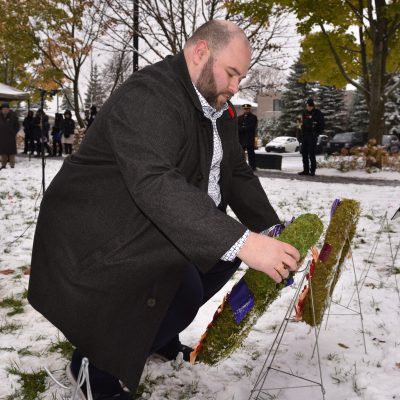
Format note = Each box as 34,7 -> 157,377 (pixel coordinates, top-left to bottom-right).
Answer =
298,98 -> 324,176
238,104 -> 258,170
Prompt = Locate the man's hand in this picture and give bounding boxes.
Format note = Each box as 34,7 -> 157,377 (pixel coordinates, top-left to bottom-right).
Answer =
237,232 -> 300,283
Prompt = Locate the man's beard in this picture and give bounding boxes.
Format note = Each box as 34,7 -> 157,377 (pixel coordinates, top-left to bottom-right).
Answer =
197,56 -> 232,110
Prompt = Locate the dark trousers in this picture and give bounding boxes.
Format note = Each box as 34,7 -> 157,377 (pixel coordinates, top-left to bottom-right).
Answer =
64,143 -> 73,154
72,258 -> 242,393
301,137 -> 317,173
52,141 -> 62,156
24,134 -> 35,154
36,142 -> 52,156
242,139 -> 256,170
150,258 -> 241,354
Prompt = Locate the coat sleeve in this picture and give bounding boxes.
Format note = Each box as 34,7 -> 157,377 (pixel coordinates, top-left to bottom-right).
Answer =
316,109 -> 325,134
226,134 -> 280,232
104,81 -> 247,273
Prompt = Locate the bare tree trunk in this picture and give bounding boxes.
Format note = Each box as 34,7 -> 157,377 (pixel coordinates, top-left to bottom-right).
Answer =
366,0 -> 388,144
72,76 -> 85,128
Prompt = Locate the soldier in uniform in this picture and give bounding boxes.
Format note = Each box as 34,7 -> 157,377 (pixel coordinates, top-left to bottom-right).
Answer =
238,104 -> 258,170
298,98 -> 324,176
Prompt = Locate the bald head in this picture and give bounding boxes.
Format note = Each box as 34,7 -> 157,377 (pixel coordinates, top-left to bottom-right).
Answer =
184,20 -> 250,55
184,20 -> 251,110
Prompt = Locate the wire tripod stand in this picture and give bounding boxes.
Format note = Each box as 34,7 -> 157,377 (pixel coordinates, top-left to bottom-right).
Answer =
347,211 -> 400,306
249,237 -> 367,400
249,259 -> 326,400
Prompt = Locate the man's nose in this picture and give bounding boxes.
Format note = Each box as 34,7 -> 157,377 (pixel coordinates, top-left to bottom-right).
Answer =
229,77 -> 240,94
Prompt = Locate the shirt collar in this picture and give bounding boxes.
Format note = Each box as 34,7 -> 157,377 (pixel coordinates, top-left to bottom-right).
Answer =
192,84 -> 228,120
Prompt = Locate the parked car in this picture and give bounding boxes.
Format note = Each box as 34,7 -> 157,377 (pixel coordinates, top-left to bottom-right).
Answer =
382,134 -> 400,153
316,134 -> 329,154
326,132 -> 367,155
265,136 -> 300,153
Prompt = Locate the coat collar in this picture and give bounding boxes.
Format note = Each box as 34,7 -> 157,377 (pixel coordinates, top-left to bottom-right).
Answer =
169,52 -> 204,114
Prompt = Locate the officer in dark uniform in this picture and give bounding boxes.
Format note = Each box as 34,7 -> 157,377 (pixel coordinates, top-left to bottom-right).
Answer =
238,104 -> 258,170
298,98 -> 324,176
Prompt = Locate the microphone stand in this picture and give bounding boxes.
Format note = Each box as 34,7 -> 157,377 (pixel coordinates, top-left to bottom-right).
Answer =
39,90 -> 46,193
37,88 -> 60,193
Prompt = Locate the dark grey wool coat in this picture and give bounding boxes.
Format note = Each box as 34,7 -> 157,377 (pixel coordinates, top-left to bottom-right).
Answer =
28,52 -> 280,392
0,110 -> 20,154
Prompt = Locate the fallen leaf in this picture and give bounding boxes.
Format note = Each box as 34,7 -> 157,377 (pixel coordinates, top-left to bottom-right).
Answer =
0,269 -> 15,275
338,343 -> 349,349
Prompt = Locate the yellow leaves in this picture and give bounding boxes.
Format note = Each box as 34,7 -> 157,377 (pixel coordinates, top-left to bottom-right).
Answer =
300,31 -> 360,88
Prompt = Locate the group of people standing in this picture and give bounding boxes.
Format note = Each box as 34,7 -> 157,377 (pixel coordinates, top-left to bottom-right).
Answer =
22,109 -> 76,157
238,98 -> 324,175
0,102 -> 98,170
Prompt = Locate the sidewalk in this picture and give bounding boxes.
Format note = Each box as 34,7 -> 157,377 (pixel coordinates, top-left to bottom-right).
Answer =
254,151 -> 400,186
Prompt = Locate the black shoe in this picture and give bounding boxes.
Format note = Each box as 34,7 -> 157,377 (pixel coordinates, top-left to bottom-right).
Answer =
298,171 -> 309,175
0,166 -> 5,170
68,351 -> 132,399
154,343 -> 193,362
310,171 -> 315,176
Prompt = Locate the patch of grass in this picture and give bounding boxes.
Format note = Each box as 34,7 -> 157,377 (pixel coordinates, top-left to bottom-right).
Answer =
0,296 -> 24,316
277,200 -> 288,208
0,346 -> 16,352
21,289 -> 29,299
6,364 -> 47,400
327,352 -> 340,362
0,322 -> 23,334
295,351 -> 304,360
48,338 -> 74,359
14,191 -> 23,199
135,372 -> 158,398
18,347 -> 41,357
18,265 -> 30,274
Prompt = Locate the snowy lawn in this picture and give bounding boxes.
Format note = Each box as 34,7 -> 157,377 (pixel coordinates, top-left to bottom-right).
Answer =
0,156 -> 399,400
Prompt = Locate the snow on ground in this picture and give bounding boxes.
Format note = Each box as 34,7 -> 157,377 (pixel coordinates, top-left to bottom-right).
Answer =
0,155 -> 399,400
255,150 -> 400,181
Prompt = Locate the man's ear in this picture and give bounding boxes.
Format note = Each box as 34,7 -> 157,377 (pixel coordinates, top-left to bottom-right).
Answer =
192,40 -> 210,66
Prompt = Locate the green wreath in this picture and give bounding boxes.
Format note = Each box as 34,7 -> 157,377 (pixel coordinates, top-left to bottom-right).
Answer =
193,213 -> 323,365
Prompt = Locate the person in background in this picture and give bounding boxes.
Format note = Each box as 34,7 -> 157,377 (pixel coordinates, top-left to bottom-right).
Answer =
23,110 -> 35,155
298,98 -> 324,176
0,102 -> 20,170
86,105 -> 97,129
33,109 -> 52,157
51,113 -> 64,156
61,110 -> 75,155
29,20 -> 300,399
238,103 -> 258,170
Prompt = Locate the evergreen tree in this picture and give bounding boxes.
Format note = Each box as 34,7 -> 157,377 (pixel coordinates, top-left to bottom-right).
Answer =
258,117 -> 279,144
61,86 -> 75,111
316,85 -> 347,138
278,61 -> 314,137
84,63 -> 106,109
102,50 -> 132,97
385,75 -> 400,137
349,88 -> 369,133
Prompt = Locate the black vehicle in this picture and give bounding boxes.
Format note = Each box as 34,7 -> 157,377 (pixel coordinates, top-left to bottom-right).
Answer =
316,134 -> 329,154
326,132 -> 367,155
382,134 -> 400,153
